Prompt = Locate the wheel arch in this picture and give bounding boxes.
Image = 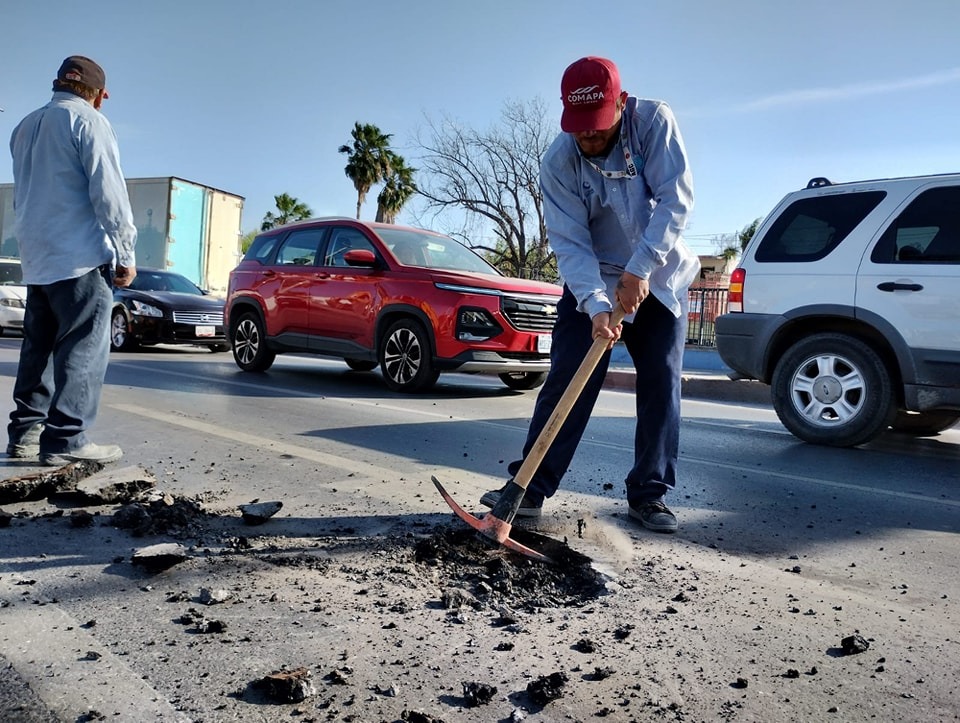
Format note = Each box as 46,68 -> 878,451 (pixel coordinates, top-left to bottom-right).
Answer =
111,301 -> 133,324
764,309 -> 905,406
375,304 -> 438,360
228,296 -> 268,339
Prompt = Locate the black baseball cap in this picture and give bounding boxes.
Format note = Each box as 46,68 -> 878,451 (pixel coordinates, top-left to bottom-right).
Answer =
55,56 -> 106,91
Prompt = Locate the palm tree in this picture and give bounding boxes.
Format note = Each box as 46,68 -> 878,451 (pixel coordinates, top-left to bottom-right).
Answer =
375,152 -> 417,224
338,122 -> 392,219
261,193 -> 312,231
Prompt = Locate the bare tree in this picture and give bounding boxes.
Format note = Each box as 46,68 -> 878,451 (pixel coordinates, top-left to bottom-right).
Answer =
414,98 -> 557,280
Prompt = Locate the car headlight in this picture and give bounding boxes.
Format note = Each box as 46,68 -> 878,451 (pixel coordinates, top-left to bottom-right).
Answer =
456,307 -> 503,341
0,298 -> 25,309
130,300 -> 163,317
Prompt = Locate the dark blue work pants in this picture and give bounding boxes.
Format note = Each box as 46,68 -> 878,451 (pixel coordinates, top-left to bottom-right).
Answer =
507,286 -> 687,507
7,266 -> 113,454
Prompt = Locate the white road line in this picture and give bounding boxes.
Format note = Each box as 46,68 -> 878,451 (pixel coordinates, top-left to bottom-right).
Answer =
109,403 -> 407,481
107,363 -> 958,510
0,574 -> 190,722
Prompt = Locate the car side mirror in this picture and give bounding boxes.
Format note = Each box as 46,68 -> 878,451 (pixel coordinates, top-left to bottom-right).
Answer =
343,249 -> 378,267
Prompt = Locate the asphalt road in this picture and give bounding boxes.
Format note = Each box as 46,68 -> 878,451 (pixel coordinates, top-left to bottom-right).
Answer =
1,340 -> 957,721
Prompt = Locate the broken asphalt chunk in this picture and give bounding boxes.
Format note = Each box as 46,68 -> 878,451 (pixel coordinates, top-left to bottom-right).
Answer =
239,500 -> 282,525
462,681 -> 497,707
256,667 -> 316,703
527,672 -> 568,706
69,510 -> 95,527
131,543 -> 190,572
0,461 -> 102,504
198,587 -> 232,605
841,634 -> 870,655
112,503 -> 153,534
401,711 -> 446,723
73,465 -> 157,503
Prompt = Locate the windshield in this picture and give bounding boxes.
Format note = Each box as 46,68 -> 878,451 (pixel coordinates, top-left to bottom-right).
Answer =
0,262 -> 23,285
375,228 -> 501,275
129,270 -> 203,295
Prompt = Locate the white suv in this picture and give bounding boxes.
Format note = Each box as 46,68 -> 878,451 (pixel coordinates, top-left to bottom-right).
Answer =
716,173 -> 960,447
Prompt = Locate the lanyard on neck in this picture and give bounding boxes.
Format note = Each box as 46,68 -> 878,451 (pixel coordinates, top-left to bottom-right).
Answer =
582,117 -> 639,179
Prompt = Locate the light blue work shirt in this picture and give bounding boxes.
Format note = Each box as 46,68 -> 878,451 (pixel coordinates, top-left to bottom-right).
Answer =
9,91 -> 137,285
540,96 -> 699,320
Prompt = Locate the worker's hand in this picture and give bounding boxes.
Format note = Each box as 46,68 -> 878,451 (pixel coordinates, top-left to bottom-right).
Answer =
591,311 -> 622,350
616,271 -> 649,314
114,265 -> 137,288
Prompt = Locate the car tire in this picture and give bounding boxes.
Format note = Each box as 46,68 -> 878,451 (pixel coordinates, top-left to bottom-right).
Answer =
110,309 -> 138,352
231,312 -> 276,372
345,359 -> 378,372
498,371 -> 547,390
771,333 -> 895,447
889,410 -> 960,437
379,318 -> 439,393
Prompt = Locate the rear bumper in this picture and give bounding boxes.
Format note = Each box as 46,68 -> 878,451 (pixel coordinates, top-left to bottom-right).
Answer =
715,312 -> 785,382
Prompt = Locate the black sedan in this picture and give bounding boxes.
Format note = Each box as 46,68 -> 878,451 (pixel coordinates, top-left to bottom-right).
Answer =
110,268 -> 228,352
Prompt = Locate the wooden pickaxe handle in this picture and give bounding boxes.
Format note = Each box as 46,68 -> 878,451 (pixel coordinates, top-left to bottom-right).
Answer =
509,302 -> 627,495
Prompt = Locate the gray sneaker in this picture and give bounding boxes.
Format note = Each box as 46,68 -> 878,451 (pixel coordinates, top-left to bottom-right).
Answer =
479,485 -> 543,518
40,442 -> 123,467
6,424 -> 44,458
629,500 -> 678,533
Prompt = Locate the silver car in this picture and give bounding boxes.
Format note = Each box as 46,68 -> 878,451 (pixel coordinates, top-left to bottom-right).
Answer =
0,259 -> 26,336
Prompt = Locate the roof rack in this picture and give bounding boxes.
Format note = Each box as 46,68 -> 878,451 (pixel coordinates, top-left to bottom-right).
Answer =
806,177 -> 832,189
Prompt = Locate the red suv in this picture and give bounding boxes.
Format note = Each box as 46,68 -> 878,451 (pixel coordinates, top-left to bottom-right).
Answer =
225,218 -> 563,392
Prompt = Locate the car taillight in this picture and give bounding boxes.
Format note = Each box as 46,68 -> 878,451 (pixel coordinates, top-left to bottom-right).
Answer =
727,268 -> 745,313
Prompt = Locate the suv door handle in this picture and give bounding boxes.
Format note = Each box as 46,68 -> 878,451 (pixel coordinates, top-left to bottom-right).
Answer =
877,281 -> 923,292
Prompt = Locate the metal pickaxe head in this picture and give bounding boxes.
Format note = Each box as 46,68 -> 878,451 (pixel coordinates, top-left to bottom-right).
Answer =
431,476 -> 552,564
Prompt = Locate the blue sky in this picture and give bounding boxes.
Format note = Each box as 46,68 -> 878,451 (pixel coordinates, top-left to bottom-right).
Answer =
3,0 -> 959,254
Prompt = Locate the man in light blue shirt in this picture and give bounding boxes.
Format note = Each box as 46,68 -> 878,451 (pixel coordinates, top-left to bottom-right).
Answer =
481,56 -> 698,532
7,55 -> 137,466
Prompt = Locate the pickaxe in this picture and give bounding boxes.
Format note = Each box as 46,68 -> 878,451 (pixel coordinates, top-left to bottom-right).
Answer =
433,304 -> 626,562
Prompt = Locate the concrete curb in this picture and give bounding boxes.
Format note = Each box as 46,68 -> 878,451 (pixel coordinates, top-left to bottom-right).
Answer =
604,368 -> 772,406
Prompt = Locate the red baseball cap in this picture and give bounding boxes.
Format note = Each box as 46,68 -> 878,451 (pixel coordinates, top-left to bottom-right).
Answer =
54,55 -> 107,94
560,57 -> 622,133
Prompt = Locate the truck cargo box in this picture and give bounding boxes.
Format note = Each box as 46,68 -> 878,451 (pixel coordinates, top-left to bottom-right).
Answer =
0,177 -> 244,295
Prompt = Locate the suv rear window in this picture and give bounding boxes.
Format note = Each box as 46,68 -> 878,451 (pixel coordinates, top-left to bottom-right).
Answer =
245,234 -> 282,264
871,185 -> 960,264
755,191 -> 886,262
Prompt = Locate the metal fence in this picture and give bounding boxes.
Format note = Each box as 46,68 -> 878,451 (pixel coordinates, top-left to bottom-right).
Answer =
686,286 -> 729,347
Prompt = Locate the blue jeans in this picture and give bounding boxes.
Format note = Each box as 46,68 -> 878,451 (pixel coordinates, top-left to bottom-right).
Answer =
7,266 -> 113,454
508,286 -> 687,507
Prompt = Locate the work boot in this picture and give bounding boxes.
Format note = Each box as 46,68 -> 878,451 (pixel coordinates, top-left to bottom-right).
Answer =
6,424 -> 44,458
40,443 -> 123,467
629,500 -> 678,533
479,483 -> 543,518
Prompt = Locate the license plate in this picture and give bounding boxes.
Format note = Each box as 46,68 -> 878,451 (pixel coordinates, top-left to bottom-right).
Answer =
195,325 -> 215,337
537,334 -> 552,354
